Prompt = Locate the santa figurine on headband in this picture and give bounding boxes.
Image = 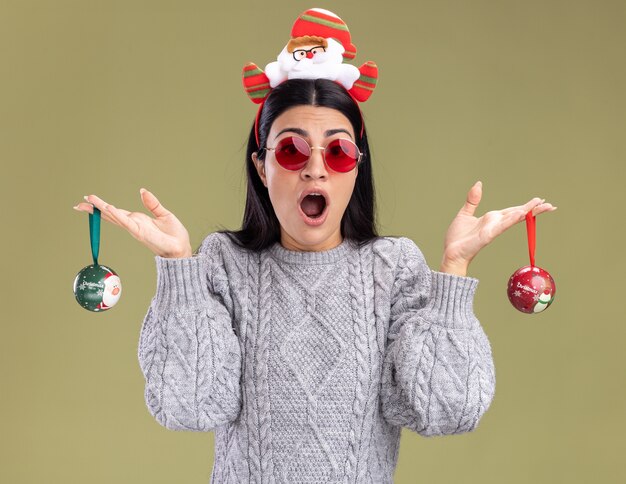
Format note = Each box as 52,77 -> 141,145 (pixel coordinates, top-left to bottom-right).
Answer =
242,7 -> 378,103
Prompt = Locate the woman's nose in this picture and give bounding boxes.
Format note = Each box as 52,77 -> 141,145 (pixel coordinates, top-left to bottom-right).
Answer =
301,148 -> 327,179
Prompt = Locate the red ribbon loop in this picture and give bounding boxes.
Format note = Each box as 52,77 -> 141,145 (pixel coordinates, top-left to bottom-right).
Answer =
526,210 -> 536,267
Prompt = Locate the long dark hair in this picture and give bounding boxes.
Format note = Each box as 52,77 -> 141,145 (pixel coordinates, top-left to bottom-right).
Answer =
215,78 -> 380,252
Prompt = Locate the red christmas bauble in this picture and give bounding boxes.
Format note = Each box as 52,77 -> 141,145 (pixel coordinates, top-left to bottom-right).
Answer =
507,265 -> 556,314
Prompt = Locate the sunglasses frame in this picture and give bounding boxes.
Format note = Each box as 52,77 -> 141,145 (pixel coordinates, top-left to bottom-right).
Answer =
263,135 -> 363,173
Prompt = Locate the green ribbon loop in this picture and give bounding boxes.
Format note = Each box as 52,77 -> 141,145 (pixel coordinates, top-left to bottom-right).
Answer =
89,206 -> 101,266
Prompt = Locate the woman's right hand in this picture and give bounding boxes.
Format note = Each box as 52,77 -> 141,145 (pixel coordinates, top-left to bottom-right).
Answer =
73,189 -> 193,258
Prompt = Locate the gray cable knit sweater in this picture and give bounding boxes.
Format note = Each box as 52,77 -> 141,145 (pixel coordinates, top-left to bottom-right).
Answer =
138,231 -> 496,483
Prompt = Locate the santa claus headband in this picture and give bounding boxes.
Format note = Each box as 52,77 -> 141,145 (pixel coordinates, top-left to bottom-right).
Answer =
242,7 -> 379,147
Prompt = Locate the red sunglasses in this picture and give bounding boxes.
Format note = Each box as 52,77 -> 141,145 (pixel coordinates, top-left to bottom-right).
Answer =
264,135 -> 363,173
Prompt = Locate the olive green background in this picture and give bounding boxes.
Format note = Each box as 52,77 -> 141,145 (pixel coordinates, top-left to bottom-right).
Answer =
2,0 -> 624,482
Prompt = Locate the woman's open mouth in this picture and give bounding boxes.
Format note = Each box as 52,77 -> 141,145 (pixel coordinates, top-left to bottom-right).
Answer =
298,193 -> 329,226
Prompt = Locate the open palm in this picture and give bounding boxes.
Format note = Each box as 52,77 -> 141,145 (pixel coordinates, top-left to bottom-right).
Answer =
74,189 -> 192,258
441,181 -> 557,271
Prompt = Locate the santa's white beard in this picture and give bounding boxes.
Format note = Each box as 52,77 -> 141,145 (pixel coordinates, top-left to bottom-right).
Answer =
104,291 -> 121,306
287,58 -> 339,79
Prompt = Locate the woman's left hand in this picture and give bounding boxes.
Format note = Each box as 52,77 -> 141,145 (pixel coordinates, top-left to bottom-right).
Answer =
439,181 -> 558,276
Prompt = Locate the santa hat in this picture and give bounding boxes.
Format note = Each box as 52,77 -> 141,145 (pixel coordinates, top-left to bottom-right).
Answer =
289,8 -> 357,59
101,267 -> 118,283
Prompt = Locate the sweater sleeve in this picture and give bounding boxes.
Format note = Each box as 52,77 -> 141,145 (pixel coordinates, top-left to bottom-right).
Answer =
137,232 -> 242,432
379,237 -> 496,436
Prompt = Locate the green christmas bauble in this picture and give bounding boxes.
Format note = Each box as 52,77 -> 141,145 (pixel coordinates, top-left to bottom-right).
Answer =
73,264 -> 122,312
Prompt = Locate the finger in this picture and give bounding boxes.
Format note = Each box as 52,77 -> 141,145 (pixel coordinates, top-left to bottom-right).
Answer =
83,194 -> 112,213
458,181 -> 482,217
502,200 -> 557,226
74,202 -> 121,226
501,197 -> 544,217
75,201 -> 129,216
79,196 -> 129,226
140,188 -> 171,218
531,202 -> 557,216
106,204 -> 141,237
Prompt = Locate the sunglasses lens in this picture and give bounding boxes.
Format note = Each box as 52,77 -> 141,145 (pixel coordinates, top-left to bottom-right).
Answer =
325,139 -> 360,172
274,136 -> 310,170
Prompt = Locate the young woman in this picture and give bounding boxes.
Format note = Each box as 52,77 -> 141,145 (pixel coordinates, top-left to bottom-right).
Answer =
74,78 -> 555,483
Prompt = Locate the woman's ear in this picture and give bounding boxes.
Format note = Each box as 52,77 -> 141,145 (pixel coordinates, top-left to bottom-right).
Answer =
251,151 -> 267,187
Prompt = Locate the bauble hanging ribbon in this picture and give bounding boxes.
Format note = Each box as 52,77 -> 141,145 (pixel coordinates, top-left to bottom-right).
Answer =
507,210 -> 556,314
73,205 -> 122,312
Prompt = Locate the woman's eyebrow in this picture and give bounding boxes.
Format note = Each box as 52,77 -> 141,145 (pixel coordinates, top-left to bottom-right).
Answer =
274,127 -> 354,140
